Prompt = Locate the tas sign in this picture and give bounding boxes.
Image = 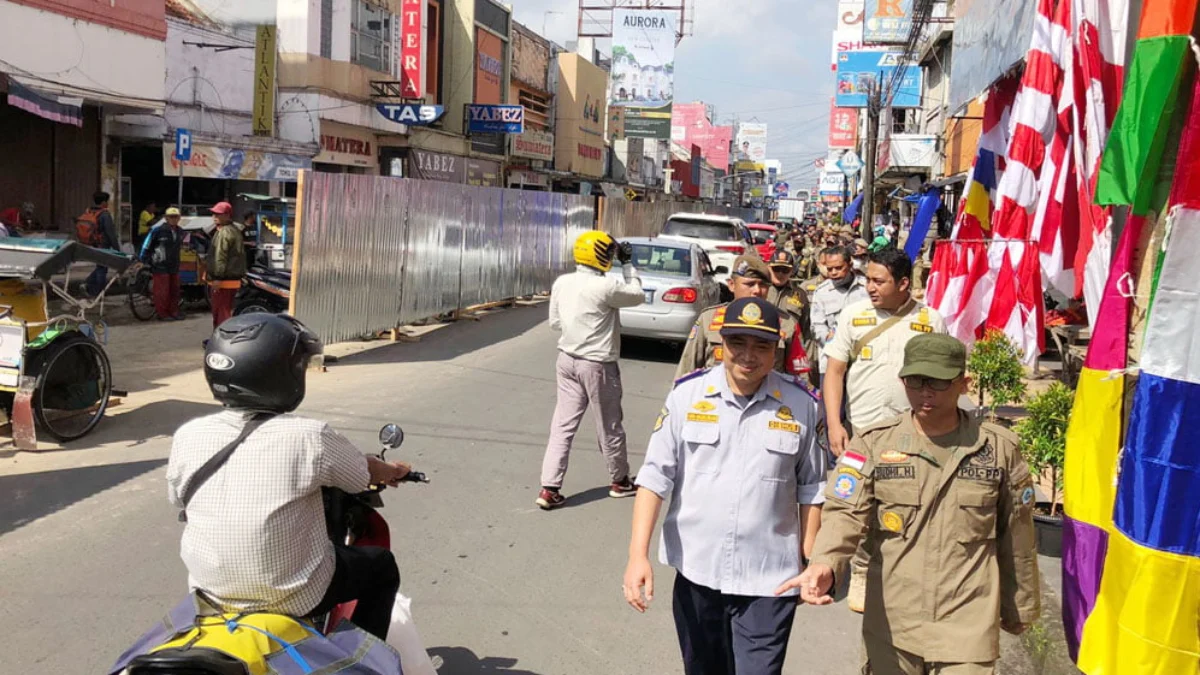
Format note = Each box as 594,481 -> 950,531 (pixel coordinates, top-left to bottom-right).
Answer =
466,104 -> 525,134
376,104 -> 446,126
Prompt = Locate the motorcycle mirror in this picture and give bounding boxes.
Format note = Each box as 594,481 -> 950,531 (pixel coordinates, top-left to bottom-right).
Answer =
378,423 -> 405,449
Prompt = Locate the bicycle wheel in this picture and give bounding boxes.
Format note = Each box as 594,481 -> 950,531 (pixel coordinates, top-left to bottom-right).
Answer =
26,334 -> 113,442
127,268 -> 157,321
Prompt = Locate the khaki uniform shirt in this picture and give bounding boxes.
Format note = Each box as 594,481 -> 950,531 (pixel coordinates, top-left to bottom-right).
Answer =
824,298 -> 947,430
675,304 -> 798,380
810,413 -> 1041,663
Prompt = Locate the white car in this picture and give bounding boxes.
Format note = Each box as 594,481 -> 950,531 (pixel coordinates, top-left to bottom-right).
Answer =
656,213 -> 753,290
608,237 -> 722,345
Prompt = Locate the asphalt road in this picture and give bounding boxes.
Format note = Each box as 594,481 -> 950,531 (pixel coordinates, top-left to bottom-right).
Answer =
0,303 -> 1032,674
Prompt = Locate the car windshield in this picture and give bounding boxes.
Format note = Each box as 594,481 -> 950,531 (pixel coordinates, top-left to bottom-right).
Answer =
630,244 -> 692,277
662,218 -> 739,241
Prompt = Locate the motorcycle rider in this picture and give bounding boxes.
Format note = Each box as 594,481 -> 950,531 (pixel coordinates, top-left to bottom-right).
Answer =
167,313 -> 412,640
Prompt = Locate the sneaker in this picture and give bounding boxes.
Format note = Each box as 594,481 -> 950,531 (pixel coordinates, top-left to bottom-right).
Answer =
536,488 -> 565,510
609,477 -> 637,498
848,567 -> 867,614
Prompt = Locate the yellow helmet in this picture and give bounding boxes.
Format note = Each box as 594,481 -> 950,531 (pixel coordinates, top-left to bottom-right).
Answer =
573,231 -> 618,272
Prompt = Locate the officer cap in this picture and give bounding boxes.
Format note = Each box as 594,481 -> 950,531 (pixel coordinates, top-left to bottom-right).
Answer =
719,297 -> 781,341
899,334 -> 967,381
768,249 -> 796,269
731,254 -> 771,281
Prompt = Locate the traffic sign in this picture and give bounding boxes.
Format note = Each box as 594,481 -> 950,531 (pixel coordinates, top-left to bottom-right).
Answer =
836,150 -> 863,176
175,129 -> 192,162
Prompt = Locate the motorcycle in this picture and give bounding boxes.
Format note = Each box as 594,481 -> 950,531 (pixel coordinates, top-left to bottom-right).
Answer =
233,263 -> 291,316
117,423 -> 435,675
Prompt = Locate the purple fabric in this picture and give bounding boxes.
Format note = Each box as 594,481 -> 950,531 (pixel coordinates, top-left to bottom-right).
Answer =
1061,516 -> 1110,662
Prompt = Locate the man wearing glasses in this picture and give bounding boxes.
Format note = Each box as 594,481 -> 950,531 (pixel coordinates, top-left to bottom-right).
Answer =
795,334 -> 1040,675
820,246 -> 947,612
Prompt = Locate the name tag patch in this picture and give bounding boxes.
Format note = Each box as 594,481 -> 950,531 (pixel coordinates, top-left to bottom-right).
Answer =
875,465 -> 916,480
686,413 -> 719,423
909,322 -> 933,333
692,401 -> 716,413
859,346 -> 873,360
768,420 -> 800,433
853,317 -> 877,327
957,466 -> 1003,482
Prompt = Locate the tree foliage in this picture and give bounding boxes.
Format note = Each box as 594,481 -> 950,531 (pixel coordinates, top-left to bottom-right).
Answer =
968,329 -> 1027,417
1015,382 -> 1074,517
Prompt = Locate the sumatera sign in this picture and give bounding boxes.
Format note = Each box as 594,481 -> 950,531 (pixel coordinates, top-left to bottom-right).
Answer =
400,0 -> 426,98
253,25 -> 277,136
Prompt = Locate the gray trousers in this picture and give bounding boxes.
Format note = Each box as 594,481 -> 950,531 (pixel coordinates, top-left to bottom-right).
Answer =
540,351 -> 630,489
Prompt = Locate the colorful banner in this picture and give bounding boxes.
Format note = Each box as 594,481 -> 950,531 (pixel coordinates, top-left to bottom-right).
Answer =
736,123 -> 768,163
161,142 -> 310,182
609,8 -> 678,139
832,0 -> 867,70
863,0 -> 913,44
835,50 -> 923,108
399,0 -> 426,98
671,103 -> 732,170
829,99 -> 859,148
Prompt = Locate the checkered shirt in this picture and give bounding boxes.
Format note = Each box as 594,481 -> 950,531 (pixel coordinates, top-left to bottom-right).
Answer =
167,410 -> 371,616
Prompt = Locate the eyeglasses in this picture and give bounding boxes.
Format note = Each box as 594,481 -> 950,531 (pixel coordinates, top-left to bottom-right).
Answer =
902,375 -> 957,392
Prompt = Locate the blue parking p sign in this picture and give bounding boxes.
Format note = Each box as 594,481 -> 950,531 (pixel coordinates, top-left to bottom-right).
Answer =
175,129 -> 192,162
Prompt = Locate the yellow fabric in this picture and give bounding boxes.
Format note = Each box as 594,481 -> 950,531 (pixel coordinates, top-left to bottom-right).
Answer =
1077,531 -> 1200,675
0,279 -> 47,340
138,211 -> 156,236
1062,367 -> 1124,528
152,612 -> 316,675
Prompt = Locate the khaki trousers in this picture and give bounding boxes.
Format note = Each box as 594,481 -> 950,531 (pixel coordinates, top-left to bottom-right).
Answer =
863,640 -> 995,675
539,351 -> 630,489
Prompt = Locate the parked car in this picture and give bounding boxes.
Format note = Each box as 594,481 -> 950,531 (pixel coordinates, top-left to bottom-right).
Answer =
608,237 -> 722,345
747,223 -> 777,260
656,213 -> 751,290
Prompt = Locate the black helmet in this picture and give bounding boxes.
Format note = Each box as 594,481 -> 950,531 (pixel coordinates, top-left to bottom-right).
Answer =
204,314 -> 322,413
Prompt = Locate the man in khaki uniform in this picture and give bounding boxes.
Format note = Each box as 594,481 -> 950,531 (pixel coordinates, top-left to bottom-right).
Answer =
766,249 -> 816,383
675,255 -> 800,379
823,247 -> 947,611
789,334 -> 1041,674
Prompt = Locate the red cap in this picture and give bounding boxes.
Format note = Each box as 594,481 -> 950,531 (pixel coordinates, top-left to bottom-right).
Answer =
210,201 -> 233,215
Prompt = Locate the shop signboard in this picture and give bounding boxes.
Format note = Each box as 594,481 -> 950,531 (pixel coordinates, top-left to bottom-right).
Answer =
253,26 -> 277,136
466,158 -> 502,187
376,103 -> 445,126
829,99 -> 859,148
609,8 -> 678,139
315,122 -> 378,169
399,0 -> 426,98
508,168 -> 551,189
832,0 -> 866,70
466,104 -> 525,134
672,103 -> 732,170
863,0 -> 912,45
162,142 -> 310,182
510,129 -> 555,161
555,53 -> 607,178
835,50 -> 922,108
409,148 -> 466,183
475,28 -> 504,105
819,171 -> 845,195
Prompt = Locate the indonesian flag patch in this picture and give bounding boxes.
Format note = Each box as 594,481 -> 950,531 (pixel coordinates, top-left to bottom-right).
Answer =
840,450 -> 867,472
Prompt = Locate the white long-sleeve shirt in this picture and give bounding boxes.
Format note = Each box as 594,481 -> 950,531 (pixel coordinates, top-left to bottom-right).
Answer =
548,264 -> 644,362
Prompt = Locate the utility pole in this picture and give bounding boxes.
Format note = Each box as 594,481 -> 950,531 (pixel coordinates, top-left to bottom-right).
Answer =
861,81 -> 882,240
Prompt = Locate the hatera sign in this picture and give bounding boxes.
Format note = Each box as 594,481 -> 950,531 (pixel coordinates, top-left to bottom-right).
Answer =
399,0 -> 426,97
835,50 -> 922,108
609,9 -> 678,139
466,104 -> 525,134
863,0 -> 913,45
377,104 -> 445,126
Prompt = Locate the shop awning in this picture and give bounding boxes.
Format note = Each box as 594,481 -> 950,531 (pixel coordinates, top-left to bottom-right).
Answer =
6,80 -> 83,127
8,75 -> 164,115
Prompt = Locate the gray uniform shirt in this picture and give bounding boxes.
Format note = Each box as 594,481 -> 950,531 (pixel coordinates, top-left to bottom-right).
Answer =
636,366 -> 827,597
809,275 -> 869,371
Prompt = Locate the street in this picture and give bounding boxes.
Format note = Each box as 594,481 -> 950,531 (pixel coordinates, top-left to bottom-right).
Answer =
0,302 -> 1045,675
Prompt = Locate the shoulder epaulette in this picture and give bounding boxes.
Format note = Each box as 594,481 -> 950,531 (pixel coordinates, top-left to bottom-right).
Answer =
673,368 -> 710,388
778,374 -> 820,402
857,415 -> 905,436
699,302 -> 728,313
981,421 -> 1020,446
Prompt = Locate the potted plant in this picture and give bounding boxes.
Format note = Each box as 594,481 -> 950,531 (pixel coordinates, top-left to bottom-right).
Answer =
967,329 -> 1028,422
1014,382 -> 1074,557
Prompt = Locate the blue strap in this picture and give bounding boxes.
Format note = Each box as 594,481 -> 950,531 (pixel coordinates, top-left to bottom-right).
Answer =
224,618 -> 314,674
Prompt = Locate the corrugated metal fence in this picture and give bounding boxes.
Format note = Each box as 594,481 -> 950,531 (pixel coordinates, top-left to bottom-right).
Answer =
602,200 -> 760,238
292,172 -> 593,345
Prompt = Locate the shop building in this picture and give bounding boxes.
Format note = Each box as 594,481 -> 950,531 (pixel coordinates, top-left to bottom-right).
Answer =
0,0 -> 167,238
506,21 -> 555,190
553,52 -> 607,194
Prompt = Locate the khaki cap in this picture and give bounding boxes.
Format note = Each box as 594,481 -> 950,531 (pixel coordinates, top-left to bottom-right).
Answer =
898,334 -> 968,380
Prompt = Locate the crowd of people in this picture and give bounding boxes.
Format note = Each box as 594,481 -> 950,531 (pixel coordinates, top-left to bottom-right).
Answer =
537,228 -> 1040,675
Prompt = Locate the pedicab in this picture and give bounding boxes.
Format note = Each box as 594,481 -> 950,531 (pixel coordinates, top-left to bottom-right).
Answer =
127,216 -> 212,321
0,238 -> 133,445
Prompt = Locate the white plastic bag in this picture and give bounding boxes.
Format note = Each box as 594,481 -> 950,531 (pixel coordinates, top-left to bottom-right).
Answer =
386,593 -> 439,675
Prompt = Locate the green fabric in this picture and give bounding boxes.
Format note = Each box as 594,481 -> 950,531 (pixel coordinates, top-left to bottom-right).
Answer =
1096,36 -> 1192,211
27,327 -> 66,351
207,226 -> 247,280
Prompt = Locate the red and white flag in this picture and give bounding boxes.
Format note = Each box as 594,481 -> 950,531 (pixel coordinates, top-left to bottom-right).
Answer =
1072,0 -> 1127,326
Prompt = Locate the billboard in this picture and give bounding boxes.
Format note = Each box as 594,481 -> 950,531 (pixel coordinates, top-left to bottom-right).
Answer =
555,53 -> 607,178
835,50 -> 922,108
398,0 -> 426,97
948,0 -> 1038,114
863,0 -> 913,45
829,99 -> 858,148
819,170 -> 846,195
736,123 -> 768,163
609,9 -> 678,139
671,103 -> 732,171
475,28 -> 504,104
831,0 -> 866,70
162,142 -> 310,182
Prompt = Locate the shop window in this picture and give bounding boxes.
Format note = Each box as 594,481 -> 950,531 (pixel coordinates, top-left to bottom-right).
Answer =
475,0 -> 509,36
352,0 -> 394,74
518,87 -> 550,130
321,0 -> 333,58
